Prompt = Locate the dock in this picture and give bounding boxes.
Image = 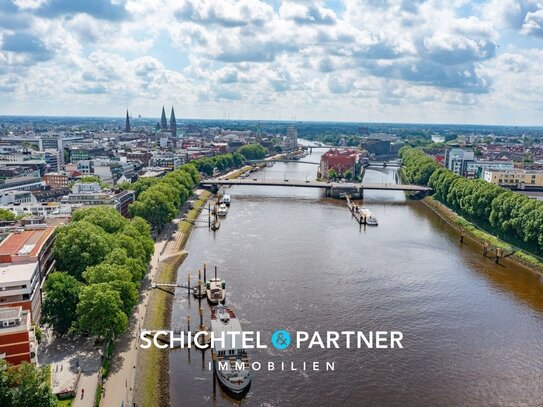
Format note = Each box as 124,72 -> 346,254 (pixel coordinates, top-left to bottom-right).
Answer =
346,195 -> 366,225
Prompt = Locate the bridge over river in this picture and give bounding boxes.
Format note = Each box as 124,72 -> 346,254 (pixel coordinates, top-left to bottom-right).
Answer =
246,159 -> 401,168
200,178 -> 431,199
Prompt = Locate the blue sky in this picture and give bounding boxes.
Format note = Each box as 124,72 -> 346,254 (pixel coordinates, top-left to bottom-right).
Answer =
1,0 -> 543,125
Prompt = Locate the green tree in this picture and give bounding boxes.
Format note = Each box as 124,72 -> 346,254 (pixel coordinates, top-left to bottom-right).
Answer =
130,177 -> 160,198
8,363 -> 58,407
237,143 -> 268,160
72,206 -> 128,234
104,248 -> 147,282
76,283 -> 128,338
0,208 -> 15,221
344,169 -> 353,180
54,221 -> 114,280
42,272 -> 82,334
129,191 -> 177,231
328,169 -> 338,180
0,360 -> 11,407
178,164 -> 200,185
194,157 -> 215,176
82,264 -> 138,314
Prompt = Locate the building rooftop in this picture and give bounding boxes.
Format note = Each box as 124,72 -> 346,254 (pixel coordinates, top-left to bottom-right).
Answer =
0,306 -> 21,322
0,262 -> 37,284
0,228 -> 55,258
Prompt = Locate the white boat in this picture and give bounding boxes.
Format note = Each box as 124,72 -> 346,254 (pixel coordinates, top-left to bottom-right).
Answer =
360,208 -> 378,226
217,204 -> 228,217
206,277 -> 226,304
219,194 -> 231,206
211,304 -> 251,397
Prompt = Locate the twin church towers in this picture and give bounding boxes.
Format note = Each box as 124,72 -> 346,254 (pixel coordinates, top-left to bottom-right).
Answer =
124,106 -> 177,136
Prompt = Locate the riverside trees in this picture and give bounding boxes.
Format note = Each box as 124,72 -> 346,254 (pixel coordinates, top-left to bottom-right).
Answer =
46,163 -> 199,339
401,146 -> 543,255
47,207 -> 154,337
128,164 -> 198,230
192,144 -> 266,176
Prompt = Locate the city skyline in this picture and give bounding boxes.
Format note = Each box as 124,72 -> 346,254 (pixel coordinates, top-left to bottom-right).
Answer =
2,0 -> 543,125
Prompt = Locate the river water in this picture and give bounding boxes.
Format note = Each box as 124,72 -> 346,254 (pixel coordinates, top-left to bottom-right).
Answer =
169,143 -> 543,406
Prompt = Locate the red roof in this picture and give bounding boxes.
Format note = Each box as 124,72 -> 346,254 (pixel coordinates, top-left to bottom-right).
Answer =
0,228 -> 55,260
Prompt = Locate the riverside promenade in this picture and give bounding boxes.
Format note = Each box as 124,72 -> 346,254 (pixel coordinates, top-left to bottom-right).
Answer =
100,194 -> 202,407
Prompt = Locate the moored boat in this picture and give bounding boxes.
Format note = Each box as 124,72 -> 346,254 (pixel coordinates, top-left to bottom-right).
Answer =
360,208 -> 378,226
217,203 -> 228,217
211,304 -> 251,397
219,194 -> 231,206
206,277 -> 226,304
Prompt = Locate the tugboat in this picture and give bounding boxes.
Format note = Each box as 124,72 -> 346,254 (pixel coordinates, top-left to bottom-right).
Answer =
211,304 -> 251,397
206,267 -> 226,304
217,203 -> 228,217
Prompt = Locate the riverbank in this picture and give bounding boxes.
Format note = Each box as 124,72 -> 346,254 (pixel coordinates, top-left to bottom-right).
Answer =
422,196 -> 543,275
134,190 -> 211,407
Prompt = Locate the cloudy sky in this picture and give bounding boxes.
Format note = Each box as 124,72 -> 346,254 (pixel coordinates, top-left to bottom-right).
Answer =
1,0 -> 543,125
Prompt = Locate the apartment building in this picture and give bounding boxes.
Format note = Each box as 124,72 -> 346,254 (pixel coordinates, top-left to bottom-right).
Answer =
0,306 -> 37,365
484,169 -> 543,189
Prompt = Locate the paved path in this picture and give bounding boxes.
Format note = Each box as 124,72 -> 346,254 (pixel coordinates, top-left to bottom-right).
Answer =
73,371 -> 100,407
100,194 -> 202,407
39,333 -> 101,397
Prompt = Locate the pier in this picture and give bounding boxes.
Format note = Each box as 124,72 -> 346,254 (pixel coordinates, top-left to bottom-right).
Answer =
346,195 -> 366,225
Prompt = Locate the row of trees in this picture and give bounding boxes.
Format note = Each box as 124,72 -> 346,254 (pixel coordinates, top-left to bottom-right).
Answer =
44,163 -> 200,338
193,152 -> 245,176
237,143 -> 268,160
399,146 -> 439,185
128,164 -> 199,230
44,207 -> 154,337
401,147 -> 543,254
192,143 -> 268,176
0,360 -> 57,407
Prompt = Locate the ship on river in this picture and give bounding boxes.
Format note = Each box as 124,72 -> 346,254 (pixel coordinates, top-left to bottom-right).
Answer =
206,279 -> 226,304
211,304 -> 251,396
360,207 -> 378,226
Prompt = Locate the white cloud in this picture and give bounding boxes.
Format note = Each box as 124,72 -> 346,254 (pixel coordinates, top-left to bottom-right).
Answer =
0,0 -> 542,124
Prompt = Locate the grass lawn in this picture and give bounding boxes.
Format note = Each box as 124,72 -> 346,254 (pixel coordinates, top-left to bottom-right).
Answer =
57,397 -> 74,407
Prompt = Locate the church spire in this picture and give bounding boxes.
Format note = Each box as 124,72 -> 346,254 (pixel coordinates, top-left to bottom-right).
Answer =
169,106 -> 177,136
160,106 -> 168,130
125,110 -> 131,132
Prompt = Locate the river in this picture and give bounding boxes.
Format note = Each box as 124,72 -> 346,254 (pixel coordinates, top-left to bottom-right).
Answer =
169,142 -> 543,406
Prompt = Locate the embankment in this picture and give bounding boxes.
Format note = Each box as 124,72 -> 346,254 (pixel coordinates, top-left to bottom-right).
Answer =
422,195 -> 543,275
134,190 -> 211,407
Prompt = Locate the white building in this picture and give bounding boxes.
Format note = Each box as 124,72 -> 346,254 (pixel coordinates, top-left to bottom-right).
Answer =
445,148 -> 474,176
0,262 -> 41,322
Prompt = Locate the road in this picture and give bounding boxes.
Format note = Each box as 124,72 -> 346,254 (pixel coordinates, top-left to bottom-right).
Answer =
201,178 -> 431,191
73,371 -> 100,407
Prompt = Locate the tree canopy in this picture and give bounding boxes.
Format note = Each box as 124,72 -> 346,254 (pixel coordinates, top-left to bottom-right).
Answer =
54,221 -> 114,280
76,283 -> 128,337
1,361 -> 57,407
42,272 -> 82,335
0,208 -> 15,222
237,143 -> 268,160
